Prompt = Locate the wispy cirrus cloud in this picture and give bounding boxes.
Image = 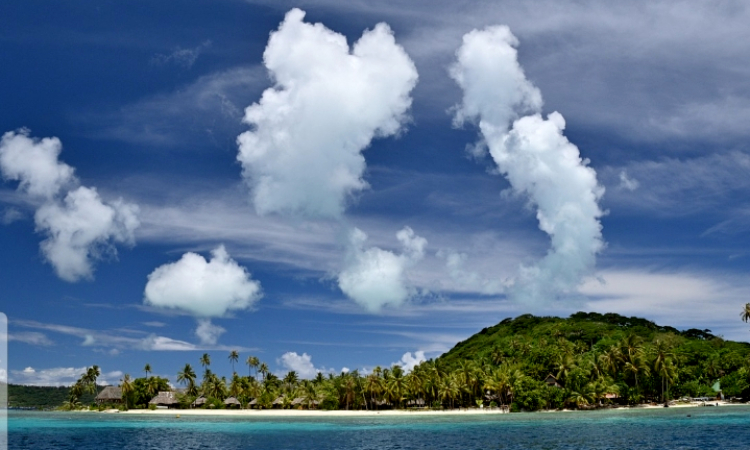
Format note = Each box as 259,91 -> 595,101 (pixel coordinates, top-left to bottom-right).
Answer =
151,40 -> 212,69
78,66 -> 266,148
13,319 -> 251,352
8,331 -> 54,346
600,151 -> 750,217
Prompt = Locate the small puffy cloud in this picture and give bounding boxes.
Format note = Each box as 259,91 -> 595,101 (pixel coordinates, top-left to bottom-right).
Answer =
35,186 -> 140,282
144,245 -> 262,317
140,335 -> 199,351
278,351 -> 320,379
2,207 -> 24,225
11,366 -> 122,387
0,129 -> 140,281
237,8 -> 418,218
338,226 -> 426,312
194,319 -> 226,345
0,130 -> 75,198
618,170 -> 640,191
393,351 -> 426,373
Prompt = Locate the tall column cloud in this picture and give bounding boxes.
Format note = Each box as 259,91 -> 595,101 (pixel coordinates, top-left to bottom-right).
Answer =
143,245 -> 263,344
338,226 -> 427,312
0,130 -> 139,281
236,8 -> 418,218
451,27 -> 605,305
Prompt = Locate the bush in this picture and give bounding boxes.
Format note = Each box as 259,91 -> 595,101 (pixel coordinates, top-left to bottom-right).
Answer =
512,378 -> 547,411
319,396 -> 339,410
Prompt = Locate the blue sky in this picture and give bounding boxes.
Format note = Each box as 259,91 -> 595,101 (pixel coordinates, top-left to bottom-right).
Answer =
1,0 -> 750,386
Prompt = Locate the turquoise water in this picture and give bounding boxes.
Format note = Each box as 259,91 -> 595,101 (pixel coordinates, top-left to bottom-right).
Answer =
8,406 -> 750,449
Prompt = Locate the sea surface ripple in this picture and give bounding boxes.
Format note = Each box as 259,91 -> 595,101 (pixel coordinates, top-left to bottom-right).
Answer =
8,406 -> 750,449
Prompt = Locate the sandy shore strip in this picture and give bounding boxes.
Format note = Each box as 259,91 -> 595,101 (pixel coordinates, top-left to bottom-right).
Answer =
120,408 -> 510,417
115,401 -> 744,417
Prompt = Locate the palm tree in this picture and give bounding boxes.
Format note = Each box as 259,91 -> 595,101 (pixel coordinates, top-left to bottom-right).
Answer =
144,363 -> 152,379
229,373 -> 244,399
146,376 -> 161,399
85,365 -> 101,396
741,303 -> 750,323
246,356 -> 259,378
258,362 -> 269,382
120,374 -> 133,409
177,363 -> 197,396
283,371 -> 299,392
652,340 -> 675,402
229,350 -> 239,374
623,352 -> 650,391
200,353 -> 211,369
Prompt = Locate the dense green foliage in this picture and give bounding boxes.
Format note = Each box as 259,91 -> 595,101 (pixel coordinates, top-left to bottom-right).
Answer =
7,384 -> 95,409
437,312 -> 750,408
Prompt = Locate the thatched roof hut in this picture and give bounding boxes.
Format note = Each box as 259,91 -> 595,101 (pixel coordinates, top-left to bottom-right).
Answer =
224,397 -> 241,408
95,386 -> 122,404
191,396 -> 207,408
247,398 -> 258,408
149,391 -> 180,408
272,396 -> 285,407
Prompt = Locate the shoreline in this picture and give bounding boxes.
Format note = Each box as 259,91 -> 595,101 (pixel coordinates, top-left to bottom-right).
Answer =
110,401 -> 745,417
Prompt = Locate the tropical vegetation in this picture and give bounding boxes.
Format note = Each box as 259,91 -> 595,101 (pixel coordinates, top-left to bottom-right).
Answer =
47,311 -> 750,412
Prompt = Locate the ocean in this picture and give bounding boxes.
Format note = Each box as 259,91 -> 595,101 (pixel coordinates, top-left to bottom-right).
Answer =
8,406 -> 750,449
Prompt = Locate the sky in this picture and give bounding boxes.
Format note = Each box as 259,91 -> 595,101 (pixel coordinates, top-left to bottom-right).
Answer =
1,0 -> 750,387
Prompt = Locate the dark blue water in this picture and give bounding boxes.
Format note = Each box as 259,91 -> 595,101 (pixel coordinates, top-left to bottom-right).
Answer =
8,407 -> 750,449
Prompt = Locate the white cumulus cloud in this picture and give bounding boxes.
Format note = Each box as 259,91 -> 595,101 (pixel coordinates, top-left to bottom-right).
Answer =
144,245 -> 262,318
451,26 -> 605,306
278,351 -> 320,379
393,350 -> 426,373
0,129 -> 139,281
194,319 -> 226,346
35,186 -> 139,281
338,226 -> 426,312
236,8 -> 418,218
0,130 -> 75,199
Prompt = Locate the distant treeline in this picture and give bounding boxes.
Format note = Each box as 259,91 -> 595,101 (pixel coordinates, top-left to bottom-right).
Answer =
7,384 -> 95,409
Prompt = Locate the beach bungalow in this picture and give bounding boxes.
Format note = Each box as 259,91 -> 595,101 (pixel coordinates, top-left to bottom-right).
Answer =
247,398 -> 258,409
224,397 -> 242,409
95,386 -> 122,405
544,374 -> 563,388
272,396 -> 285,408
191,396 -> 207,408
149,391 -> 180,409
406,398 -> 426,408
290,397 -> 319,409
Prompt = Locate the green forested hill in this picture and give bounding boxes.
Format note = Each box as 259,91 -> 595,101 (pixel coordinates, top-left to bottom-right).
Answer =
7,384 -> 96,409
436,312 -> 750,407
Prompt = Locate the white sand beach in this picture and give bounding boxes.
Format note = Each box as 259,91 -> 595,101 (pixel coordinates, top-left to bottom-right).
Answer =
115,401 -> 743,417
